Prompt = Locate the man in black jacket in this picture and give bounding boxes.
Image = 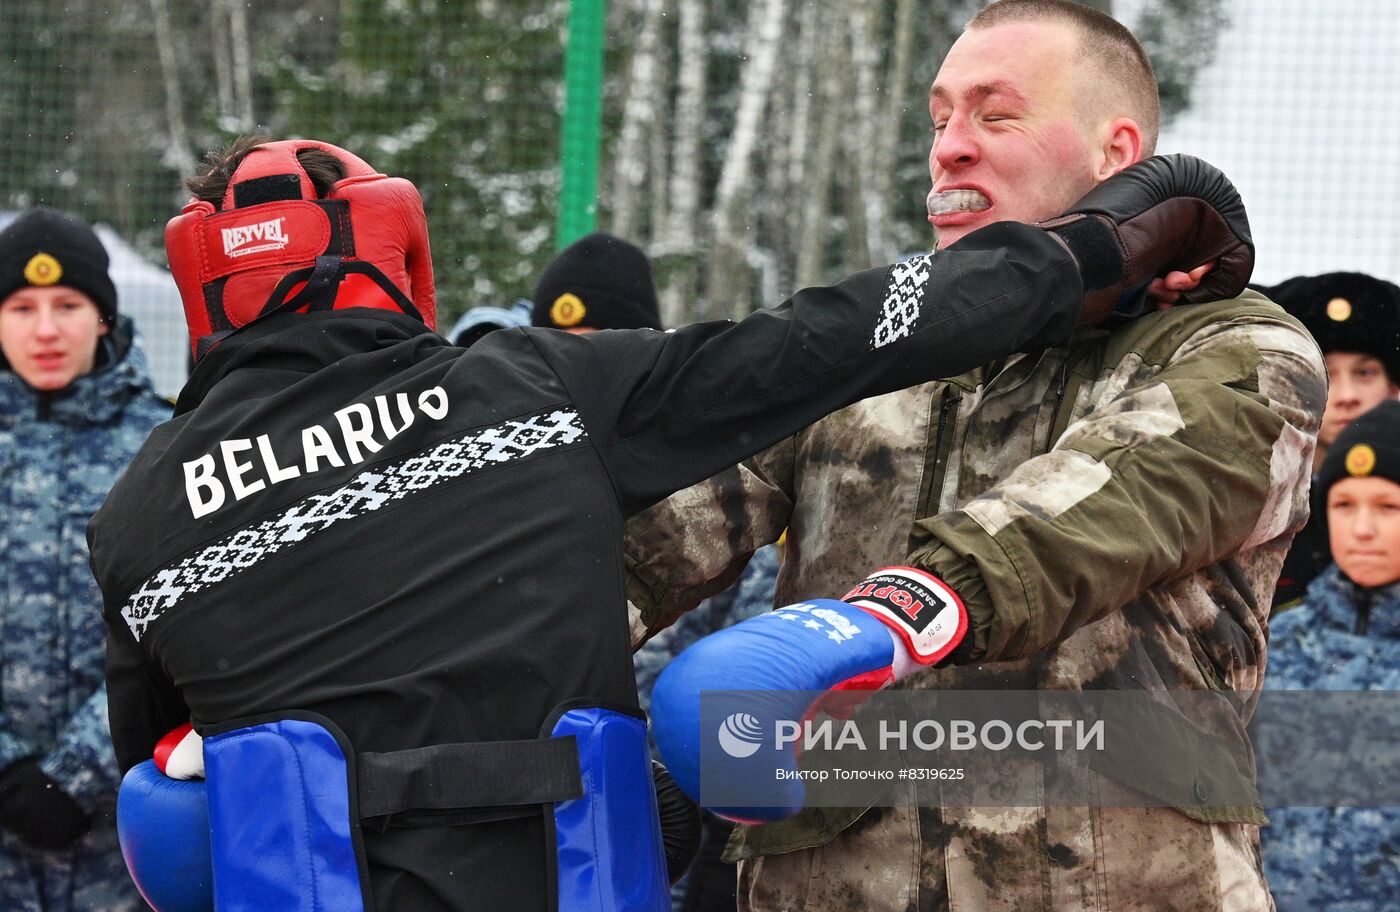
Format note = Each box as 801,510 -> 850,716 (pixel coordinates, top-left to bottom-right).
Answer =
91,136 -> 1249,911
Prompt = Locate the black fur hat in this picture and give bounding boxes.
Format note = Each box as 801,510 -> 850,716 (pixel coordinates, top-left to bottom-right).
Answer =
1267,272 -> 1400,382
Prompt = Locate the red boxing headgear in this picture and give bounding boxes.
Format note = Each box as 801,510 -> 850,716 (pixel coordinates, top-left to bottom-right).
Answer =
165,139 -> 436,360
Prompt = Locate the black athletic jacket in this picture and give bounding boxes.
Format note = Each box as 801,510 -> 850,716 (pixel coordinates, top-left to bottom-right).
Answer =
90,224 -> 1083,911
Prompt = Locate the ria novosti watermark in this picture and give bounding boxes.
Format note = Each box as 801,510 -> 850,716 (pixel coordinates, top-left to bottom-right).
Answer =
696,690 -> 1400,811
747,715 -> 1104,755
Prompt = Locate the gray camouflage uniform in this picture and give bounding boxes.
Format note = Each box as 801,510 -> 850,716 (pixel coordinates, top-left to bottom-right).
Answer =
626,287 -> 1325,912
0,319 -> 169,911
1259,565 -> 1400,910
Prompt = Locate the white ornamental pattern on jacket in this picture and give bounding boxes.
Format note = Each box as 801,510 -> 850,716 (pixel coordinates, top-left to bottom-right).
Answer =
871,254 -> 932,350
122,409 -> 587,640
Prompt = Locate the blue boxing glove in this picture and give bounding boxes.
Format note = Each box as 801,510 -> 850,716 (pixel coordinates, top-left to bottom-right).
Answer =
116,728 -> 214,912
650,566 -> 968,823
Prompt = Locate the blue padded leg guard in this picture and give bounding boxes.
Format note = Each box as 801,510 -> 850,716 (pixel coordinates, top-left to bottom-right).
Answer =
204,718 -> 368,912
551,707 -> 669,912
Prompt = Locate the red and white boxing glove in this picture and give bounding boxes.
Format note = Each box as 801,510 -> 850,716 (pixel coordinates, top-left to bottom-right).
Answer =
117,725 -> 213,911
836,565 -> 970,686
153,724 -> 205,781
651,565 -> 971,820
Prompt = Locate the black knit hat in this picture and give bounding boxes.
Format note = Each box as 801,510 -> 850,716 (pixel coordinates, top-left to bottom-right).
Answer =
531,232 -> 662,331
0,207 -> 117,323
1317,400 -> 1400,501
1268,272 -> 1400,382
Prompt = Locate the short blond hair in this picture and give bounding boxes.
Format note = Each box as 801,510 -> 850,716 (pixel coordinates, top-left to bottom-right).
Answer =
968,0 -> 1160,155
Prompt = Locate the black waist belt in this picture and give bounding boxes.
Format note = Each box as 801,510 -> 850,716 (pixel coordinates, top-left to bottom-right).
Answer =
357,736 -> 583,819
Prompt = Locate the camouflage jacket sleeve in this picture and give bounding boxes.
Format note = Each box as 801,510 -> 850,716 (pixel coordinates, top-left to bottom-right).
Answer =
625,438 -> 795,644
908,305 -> 1326,663
38,683 -> 121,809
632,545 -> 782,708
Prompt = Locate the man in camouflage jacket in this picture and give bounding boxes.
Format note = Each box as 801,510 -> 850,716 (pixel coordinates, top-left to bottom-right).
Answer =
625,4 -> 1326,910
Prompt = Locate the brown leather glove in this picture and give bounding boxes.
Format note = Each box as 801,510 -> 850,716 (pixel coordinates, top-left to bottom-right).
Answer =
1038,154 -> 1254,324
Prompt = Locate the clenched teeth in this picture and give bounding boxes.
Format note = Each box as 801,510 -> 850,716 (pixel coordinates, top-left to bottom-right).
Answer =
927,188 -> 991,217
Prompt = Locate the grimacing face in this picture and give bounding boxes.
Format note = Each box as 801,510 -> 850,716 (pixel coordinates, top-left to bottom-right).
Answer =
927,20 -> 1139,249
0,285 -> 108,391
1329,475 -> 1400,588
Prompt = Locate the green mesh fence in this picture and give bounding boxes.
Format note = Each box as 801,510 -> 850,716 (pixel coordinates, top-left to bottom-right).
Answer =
0,0 -> 570,396
557,0 -> 607,247
4,0 -> 1395,398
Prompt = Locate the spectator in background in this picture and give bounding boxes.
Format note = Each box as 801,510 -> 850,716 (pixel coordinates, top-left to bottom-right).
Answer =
0,207 -> 169,910
1269,272 -> 1400,609
531,231 -> 664,333
444,299 -> 531,348
1261,400 -> 1400,909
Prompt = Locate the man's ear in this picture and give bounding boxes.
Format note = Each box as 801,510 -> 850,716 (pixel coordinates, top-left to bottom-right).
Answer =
1095,117 -> 1144,180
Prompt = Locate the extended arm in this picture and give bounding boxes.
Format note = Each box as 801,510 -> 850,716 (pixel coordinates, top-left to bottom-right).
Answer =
540,154 -> 1252,516
534,223 -> 1085,517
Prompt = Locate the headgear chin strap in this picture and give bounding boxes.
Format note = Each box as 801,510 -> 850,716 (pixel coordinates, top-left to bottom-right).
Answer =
165,139 -> 436,360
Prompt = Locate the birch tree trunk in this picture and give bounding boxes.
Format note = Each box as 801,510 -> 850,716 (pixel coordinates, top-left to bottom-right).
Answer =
610,0 -> 668,241
211,1 -> 235,122
795,6 -> 848,288
846,0 -> 887,267
769,0 -> 819,294
705,0 -> 787,321
148,0 -> 196,177
658,0 -> 708,327
648,45 -> 671,249
871,0 -> 917,260
228,0 -> 256,129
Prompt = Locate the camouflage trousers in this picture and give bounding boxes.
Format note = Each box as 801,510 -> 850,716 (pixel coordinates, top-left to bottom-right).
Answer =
736,805 -> 1274,912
